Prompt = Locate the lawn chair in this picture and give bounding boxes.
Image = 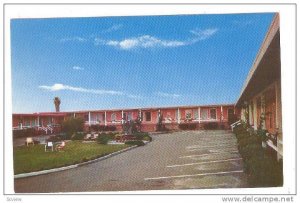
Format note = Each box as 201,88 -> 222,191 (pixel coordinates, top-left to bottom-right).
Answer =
94,134 -> 99,139
45,142 -> 54,152
85,134 -> 91,140
56,141 -> 65,151
26,137 -> 34,146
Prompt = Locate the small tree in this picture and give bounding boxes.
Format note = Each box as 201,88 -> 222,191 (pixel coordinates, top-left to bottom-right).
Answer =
62,117 -> 84,139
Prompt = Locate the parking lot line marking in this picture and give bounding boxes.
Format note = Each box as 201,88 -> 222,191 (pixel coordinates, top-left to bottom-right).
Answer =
187,144 -> 237,149
179,151 -> 239,158
144,170 -> 244,181
167,158 -> 242,168
188,146 -> 237,152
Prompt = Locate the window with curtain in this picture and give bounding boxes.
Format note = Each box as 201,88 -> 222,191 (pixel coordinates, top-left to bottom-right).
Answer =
201,109 -> 208,120
210,108 -> 217,120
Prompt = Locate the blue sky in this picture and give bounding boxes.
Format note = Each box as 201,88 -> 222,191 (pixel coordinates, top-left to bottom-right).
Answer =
11,13 -> 274,113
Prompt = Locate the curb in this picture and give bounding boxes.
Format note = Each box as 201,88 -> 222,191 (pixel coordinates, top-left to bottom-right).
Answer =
14,145 -> 139,179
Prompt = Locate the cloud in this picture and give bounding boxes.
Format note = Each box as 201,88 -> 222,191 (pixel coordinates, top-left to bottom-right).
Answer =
189,28 -> 219,40
95,35 -> 189,50
39,83 -> 143,100
72,66 -> 84,70
39,83 -> 123,95
102,24 -> 123,33
95,28 -> 218,50
60,37 -> 87,43
155,92 -> 181,98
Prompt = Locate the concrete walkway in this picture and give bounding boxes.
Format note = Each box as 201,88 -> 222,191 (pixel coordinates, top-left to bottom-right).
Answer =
14,130 -> 248,193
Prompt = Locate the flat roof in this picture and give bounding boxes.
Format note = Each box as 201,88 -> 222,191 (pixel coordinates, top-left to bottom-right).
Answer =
13,103 -> 235,116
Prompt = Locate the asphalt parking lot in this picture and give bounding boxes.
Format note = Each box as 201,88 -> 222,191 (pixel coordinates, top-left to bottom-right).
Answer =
14,130 -> 248,193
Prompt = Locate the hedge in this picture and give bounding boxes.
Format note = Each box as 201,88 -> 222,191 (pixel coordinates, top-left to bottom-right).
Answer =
124,140 -> 145,146
178,123 -> 197,130
233,123 -> 283,187
13,128 -> 36,138
203,122 -> 218,130
90,125 -> 116,132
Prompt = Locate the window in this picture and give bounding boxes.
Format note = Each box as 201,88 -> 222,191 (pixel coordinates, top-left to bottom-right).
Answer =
165,112 -> 172,122
193,109 -> 199,120
210,109 -> 216,120
47,117 -> 53,125
25,118 -> 31,127
32,119 -> 36,126
127,112 -> 132,121
139,111 -> 143,121
84,114 -> 89,122
185,110 -> 192,120
95,114 -> 101,122
200,109 -> 208,120
111,113 -> 116,121
145,112 -> 151,121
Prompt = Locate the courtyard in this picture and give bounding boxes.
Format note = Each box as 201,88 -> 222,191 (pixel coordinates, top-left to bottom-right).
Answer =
14,130 -> 248,193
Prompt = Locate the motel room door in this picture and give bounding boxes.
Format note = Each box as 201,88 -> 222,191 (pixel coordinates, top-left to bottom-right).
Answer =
265,87 -> 276,134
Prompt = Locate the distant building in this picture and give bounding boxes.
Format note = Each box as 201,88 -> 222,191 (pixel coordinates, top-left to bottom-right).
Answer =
12,104 -> 236,133
235,14 -> 282,159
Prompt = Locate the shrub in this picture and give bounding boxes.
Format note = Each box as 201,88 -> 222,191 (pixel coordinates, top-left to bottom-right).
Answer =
46,135 -> 62,142
238,135 -> 260,150
97,136 -> 111,144
104,125 -> 117,131
179,123 -> 197,130
134,132 -> 152,141
62,117 -> 84,137
239,143 -> 264,160
13,128 -> 36,138
56,133 -> 68,140
233,124 -> 247,134
203,122 -> 218,130
96,133 -> 116,144
71,132 -> 85,140
125,140 -> 145,146
235,132 -> 250,141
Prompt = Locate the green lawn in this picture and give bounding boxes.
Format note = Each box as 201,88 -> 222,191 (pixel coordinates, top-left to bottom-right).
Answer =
13,141 -> 130,175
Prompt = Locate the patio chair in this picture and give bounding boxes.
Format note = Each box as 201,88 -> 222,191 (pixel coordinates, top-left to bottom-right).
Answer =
45,142 -> 54,152
94,134 -> 99,139
26,137 -> 34,146
56,141 -> 65,151
85,134 -> 91,140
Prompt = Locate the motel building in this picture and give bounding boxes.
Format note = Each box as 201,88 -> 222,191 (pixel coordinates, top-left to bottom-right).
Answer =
12,14 -> 282,160
12,104 -> 237,135
235,14 -> 282,160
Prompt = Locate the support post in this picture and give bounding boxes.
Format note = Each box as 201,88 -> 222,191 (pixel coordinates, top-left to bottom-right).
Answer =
88,112 -> 91,126
177,108 -> 180,124
198,107 -> 201,123
221,106 -> 223,122
104,111 -> 107,126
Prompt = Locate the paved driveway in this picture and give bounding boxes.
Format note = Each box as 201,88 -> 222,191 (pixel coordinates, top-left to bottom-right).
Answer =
14,130 -> 248,193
